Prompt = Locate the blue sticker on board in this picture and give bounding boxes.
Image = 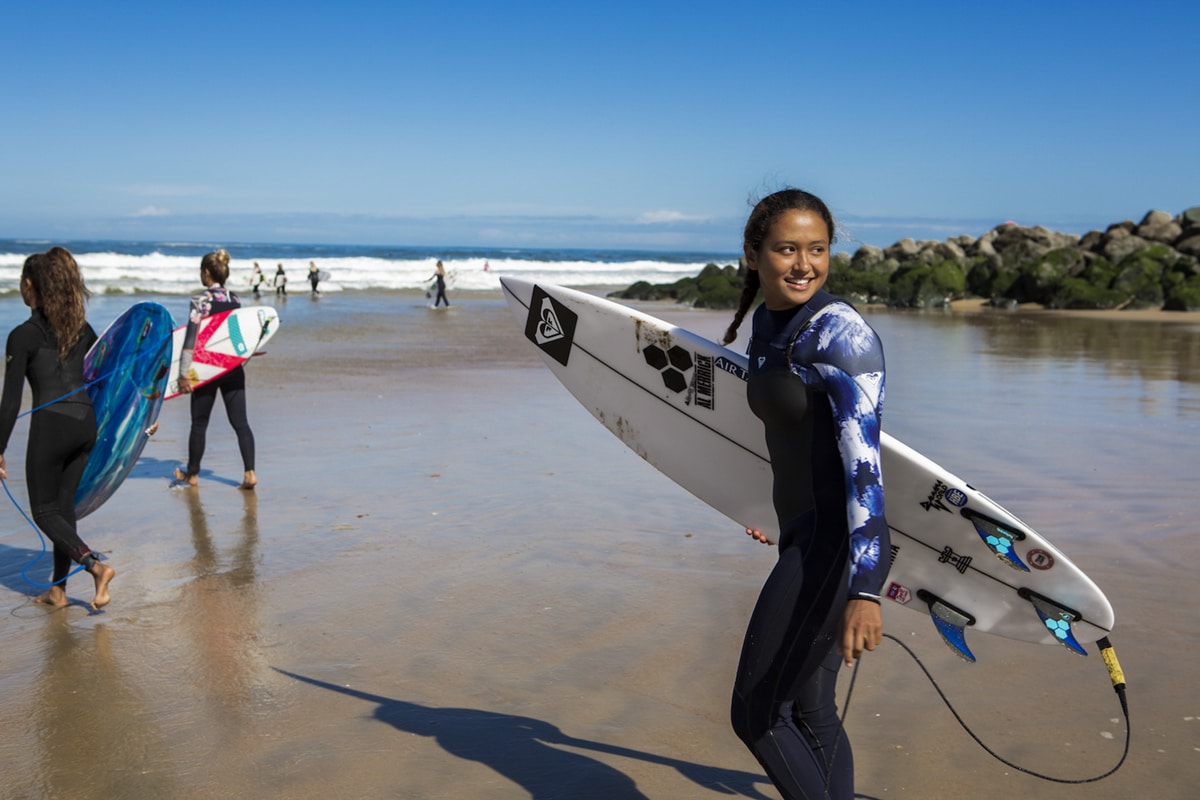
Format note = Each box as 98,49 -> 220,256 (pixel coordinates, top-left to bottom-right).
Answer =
228,314 -> 248,356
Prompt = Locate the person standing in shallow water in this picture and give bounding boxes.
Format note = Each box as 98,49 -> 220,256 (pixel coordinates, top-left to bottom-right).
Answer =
428,260 -> 450,307
722,189 -> 889,800
173,249 -> 258,491
308,261 -> 321,295
0,247 -> 116,610
273,263 -> 287,297
250,262 -> 265,300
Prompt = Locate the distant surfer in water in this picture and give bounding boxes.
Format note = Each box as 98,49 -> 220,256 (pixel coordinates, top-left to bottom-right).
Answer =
720,189 -> 889,800
308,261 -> 321,296
173,249 -> 258,491
0,247 -> 116,610
428,260 -> 450,307
273,263 -> 287,297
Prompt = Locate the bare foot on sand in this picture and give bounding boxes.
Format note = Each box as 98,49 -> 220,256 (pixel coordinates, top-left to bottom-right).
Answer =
89,561 -> 115,610
34,586 -> 68,608
173,467 -> 199,487
239,470 -> 257,491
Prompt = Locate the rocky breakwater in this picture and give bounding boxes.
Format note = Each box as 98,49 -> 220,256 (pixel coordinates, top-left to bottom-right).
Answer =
612,207 -> 1200,311
832,207 -> 1200,310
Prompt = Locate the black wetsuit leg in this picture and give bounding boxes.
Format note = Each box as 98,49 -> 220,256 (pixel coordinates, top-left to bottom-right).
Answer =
186,379 -> 217,475
186,367 -> 255,475
219,367 -> 255,472
731,512 -> 853,800
26,412 -> 97,582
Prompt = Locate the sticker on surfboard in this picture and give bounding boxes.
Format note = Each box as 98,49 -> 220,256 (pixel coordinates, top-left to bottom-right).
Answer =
523,285 -> 577,366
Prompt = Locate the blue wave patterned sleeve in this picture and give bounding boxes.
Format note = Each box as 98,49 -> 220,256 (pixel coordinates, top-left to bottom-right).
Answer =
793,304 -> 890,600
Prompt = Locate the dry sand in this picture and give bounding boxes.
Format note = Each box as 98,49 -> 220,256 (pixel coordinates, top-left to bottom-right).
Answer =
0,291 -> 1195,799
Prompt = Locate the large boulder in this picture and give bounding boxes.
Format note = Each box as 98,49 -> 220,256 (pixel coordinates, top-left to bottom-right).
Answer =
850,244 -> 885,270
1079,230 -> 1105,251
1101,230 -> 1153,263
883,237 -> 920,261
990,224 -> 1078,267
1175,232 -> 1200,257
1136,209 -> 1183,244
1164,274 -> 1200,311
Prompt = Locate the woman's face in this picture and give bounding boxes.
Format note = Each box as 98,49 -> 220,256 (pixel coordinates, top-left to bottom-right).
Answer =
746,208 -> 830,310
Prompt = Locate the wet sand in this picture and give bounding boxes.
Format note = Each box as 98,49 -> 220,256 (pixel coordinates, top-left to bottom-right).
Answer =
0,291 -> 1197,799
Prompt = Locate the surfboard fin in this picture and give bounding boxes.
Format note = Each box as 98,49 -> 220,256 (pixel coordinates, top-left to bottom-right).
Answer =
918,589 -> 977,663
1020,589 -> 1088,656
962,509 -> 1030,572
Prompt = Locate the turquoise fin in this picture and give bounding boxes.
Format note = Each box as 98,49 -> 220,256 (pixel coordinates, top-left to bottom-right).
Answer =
918,589 -> 977,663
962,509 -> 1030,572
1021,589 -> 1088,656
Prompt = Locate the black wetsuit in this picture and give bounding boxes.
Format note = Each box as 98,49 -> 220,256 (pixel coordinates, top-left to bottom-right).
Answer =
180,287 -> 255,477
0,311 -> 99,584
732,293 -> 889,800
432,272 -> 449,307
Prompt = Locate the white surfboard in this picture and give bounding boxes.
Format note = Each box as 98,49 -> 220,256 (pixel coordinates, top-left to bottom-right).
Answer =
500,278 -> 1115,662
166,306 -> 280,399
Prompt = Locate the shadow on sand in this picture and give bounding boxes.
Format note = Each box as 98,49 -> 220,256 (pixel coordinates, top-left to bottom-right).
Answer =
274,668 -> 775,800
125,455 -> 242,488
0,542 -> 98,612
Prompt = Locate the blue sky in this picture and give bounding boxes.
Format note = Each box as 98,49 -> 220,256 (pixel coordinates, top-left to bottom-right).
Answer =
3,1 -> 1197,253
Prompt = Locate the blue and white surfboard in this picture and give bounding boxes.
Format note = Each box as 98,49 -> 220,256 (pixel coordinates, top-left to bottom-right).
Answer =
75,302 -> 174,518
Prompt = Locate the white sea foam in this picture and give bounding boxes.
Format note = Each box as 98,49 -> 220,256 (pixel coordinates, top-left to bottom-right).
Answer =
0,250 -> 726,296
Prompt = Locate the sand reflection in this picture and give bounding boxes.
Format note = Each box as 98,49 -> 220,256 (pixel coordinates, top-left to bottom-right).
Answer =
29,617 -> 180,797
180,488 -> 264,718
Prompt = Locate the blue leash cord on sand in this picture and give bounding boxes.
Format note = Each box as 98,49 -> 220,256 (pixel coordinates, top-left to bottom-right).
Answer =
1,477 -> 88,588
2,328 -> 174,588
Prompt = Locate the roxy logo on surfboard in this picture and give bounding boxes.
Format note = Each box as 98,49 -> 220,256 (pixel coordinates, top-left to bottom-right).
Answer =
524,286 -> 577,366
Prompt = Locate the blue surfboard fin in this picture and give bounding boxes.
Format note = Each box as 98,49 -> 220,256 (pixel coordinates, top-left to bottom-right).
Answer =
918,589 -> 977,663
962,509 -> 1030,572
1020,589 -> 1088,656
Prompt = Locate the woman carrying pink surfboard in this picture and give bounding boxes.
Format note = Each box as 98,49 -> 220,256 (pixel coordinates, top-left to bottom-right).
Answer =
173,249 -> 258,491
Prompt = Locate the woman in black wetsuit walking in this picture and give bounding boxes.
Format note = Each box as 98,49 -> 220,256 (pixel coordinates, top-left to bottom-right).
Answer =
722,189 -> 890,799
173,249 -> 258,491
0,247 -> 116,610
428,260 -> 450,307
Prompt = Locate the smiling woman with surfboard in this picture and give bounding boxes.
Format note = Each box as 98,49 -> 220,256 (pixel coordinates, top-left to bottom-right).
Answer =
173,249 -> 258,490
0,248 -> 116,610
715,189 -> 888,800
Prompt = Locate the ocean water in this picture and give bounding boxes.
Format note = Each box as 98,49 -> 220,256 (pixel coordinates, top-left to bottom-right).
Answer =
0,238 -> 737,297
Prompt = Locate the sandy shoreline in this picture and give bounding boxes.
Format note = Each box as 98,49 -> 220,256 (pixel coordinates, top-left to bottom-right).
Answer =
0,291 -> 1195,798
946,295 -> 1200,323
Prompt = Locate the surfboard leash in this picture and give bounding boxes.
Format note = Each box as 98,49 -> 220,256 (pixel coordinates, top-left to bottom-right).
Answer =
840,633 -> 1129,786
1,477 -> 92,588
